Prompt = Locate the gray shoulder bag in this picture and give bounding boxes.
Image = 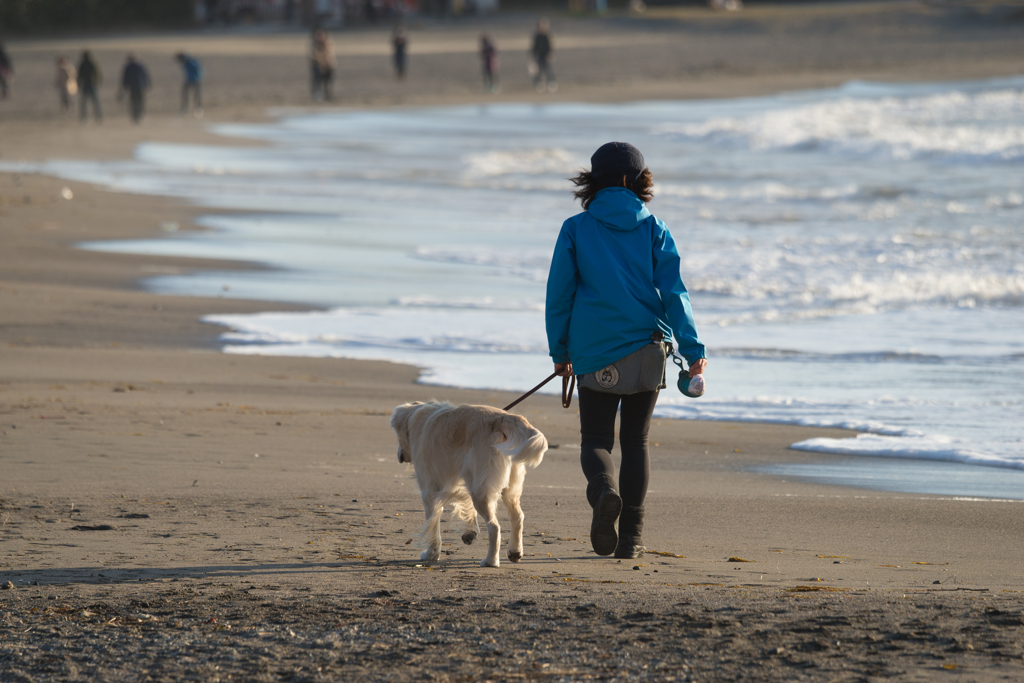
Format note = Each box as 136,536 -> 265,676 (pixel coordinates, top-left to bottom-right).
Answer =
577,331 -> 669,395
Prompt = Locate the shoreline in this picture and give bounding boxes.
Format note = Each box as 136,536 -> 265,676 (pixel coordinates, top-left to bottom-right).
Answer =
4,93 -> 1022,493
2,120 -> 1019,537
13,96 -> 1024,489
3,11 -> 1023,679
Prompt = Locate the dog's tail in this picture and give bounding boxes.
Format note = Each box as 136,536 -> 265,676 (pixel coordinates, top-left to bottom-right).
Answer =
493,415 -> 548,469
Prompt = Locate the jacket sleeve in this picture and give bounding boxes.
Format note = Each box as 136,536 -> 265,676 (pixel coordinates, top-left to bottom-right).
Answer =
544,221 -> 578,364
652,220 -> 706,364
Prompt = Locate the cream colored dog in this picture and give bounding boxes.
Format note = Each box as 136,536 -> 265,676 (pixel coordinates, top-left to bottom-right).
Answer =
390,401 -> 548,568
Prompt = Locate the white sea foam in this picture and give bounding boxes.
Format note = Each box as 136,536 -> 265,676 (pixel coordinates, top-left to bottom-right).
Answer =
463,148 -> 580,177
660,85 -> 1024,162
391,296 -> 544,311
656,181 -> 860,202
790,434 -> 1024,471
207,307 -> 548,355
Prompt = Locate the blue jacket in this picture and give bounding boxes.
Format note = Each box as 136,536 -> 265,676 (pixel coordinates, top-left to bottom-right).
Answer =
545,187 -> 705,376
181,55 -> 203,84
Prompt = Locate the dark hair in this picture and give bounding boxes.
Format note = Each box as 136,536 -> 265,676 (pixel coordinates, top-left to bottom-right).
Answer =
570,167 -> 653,210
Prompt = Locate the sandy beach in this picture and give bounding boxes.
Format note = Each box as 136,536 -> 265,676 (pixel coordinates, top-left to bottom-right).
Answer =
3,4 -> 1024,680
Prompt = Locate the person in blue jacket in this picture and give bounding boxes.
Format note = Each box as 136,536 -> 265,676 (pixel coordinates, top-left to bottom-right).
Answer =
175,52 -> 203,116
545,142 -> 707,559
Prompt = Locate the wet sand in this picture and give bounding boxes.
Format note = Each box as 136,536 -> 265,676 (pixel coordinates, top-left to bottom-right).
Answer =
3,4 -> 1024,680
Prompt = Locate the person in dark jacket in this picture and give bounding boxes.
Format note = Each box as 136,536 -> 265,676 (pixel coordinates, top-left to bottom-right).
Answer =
480,34 -> 499,93
392,27 -> 408,81
119,53 -> 150,123
0,43 -> 12,99
175,52 -> 204,116
77,50 -> 102,122
530,19 -> 556,93
545,142 -> 707,559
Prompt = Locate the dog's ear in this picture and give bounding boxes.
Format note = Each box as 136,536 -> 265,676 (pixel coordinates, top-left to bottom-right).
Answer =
390,403 -> 418,434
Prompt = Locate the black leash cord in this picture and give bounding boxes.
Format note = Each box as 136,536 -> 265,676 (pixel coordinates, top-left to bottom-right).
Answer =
503,372 -> 574,412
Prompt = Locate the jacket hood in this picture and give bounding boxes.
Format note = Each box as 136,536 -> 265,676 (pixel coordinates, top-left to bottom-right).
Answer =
587,187 -> 651,232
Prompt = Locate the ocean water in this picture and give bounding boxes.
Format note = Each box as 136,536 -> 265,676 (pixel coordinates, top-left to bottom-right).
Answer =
6,76 -> 1023,476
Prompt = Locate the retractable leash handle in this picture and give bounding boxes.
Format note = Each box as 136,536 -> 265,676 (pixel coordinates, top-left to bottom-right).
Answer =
672,353 -> 705,398
503,372 -> 575,412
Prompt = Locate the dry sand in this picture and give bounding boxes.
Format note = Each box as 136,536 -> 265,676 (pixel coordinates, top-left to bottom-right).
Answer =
2,5 -> 1024,681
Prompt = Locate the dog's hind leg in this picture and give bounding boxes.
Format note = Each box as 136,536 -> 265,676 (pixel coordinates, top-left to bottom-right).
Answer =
451,490 -> 479,545
502,464 -> 526,563
471,494 -> 502,568
418,491 -> 443,562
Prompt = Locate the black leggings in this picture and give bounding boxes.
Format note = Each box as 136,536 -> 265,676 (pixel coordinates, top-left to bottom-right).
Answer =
578,387 -> 659,508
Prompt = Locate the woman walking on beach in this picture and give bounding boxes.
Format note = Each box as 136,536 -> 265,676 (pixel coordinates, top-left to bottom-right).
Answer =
545,142 -> 706,559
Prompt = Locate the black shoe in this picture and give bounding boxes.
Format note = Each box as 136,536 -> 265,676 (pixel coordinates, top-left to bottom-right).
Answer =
614,505 -> 645,559
586,477 -> 621,556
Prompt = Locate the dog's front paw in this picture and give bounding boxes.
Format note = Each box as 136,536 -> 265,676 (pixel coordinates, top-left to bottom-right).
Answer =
461,530 -> 477,545
480,557 -> 500,568
420,548 -> 441,562
507,551 -> 522,563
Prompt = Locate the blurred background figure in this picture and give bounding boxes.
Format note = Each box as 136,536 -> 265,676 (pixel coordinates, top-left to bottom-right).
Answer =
203,0 -> 219,23
480,34 -> 499,94
530,19 -> 556,93
310,28 -> 336,102
77,50 -> 102,122
0,43 -> 12,99
392,27 -> 408,81
176,52 -> 204,117
119,53 -> 150,123
55,57 -> 77,113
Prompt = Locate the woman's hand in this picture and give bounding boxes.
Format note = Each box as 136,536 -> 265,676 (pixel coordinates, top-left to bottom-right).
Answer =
688,358 -> 707,377
554,362 -> 573,377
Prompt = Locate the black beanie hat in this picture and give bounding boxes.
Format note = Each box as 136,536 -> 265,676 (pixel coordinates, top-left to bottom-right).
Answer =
590,142 -> 646,185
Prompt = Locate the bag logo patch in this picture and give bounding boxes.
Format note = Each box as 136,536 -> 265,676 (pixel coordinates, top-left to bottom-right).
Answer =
596,365 -> 619,389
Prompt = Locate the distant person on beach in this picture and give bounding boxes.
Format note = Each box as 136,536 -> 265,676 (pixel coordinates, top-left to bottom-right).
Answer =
530,19 -> 556,93
480,34 -> 499,93
310,28 -> 336,101
55,57 -> 77,113
392,27 -> 408,81
118,53 -> 150,124
175,52 -> 204,117
0,43 -> 13,99
77,50 -> 102,122
545,142 -> 706,559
